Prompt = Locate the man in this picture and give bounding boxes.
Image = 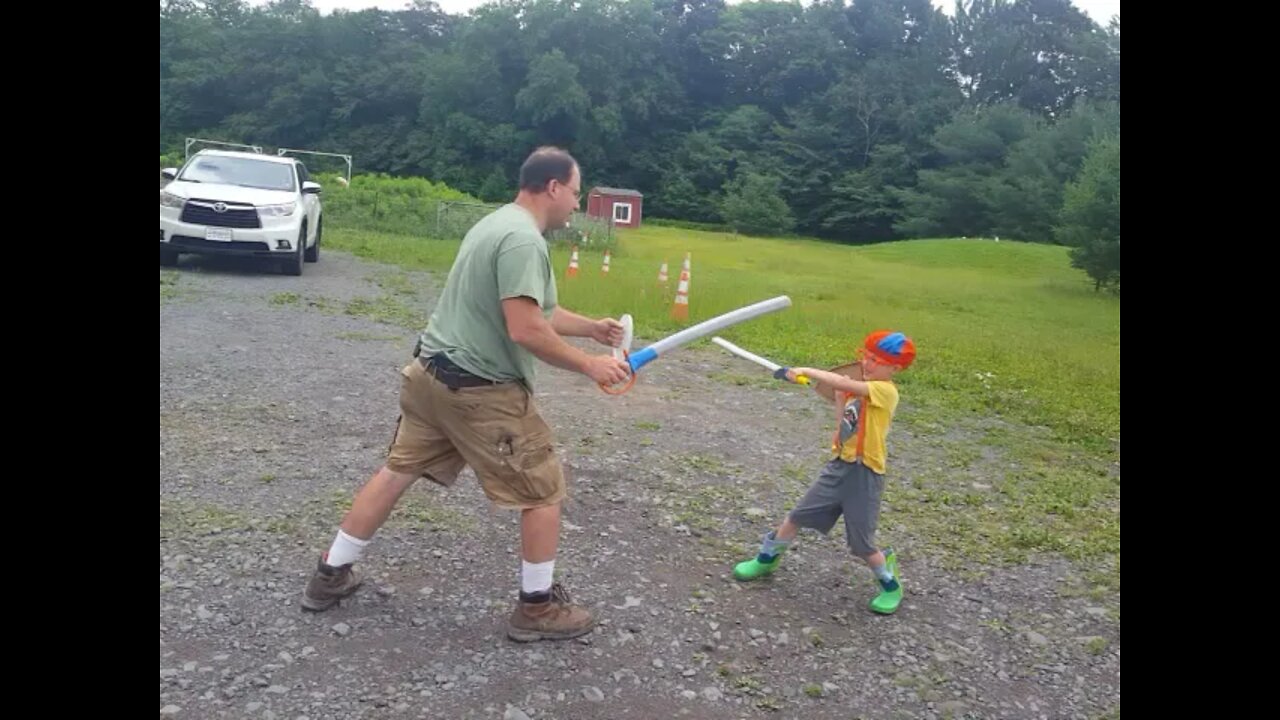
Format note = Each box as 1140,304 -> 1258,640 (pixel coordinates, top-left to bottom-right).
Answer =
300,147 -> 631,643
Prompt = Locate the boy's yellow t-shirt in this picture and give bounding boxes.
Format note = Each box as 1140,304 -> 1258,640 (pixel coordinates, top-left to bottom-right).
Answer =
831,380 -> 899,474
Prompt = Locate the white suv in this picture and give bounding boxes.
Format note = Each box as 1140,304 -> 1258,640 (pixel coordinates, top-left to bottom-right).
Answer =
160,149 -> 323,275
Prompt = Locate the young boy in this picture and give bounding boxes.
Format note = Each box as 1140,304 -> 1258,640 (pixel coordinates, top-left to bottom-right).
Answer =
732,330 -> 915,615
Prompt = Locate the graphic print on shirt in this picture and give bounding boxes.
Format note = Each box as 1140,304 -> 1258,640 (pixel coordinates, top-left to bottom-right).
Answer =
839,396 -> 861,448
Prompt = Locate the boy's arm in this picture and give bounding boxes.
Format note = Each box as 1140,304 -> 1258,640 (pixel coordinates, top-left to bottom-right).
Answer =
787,367 -> 870,397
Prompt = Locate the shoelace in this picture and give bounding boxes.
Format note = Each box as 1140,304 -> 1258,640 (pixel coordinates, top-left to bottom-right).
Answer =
550,582 -> 573,605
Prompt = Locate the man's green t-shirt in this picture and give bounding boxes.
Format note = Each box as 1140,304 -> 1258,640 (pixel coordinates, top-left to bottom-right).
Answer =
418,203 -> 558,389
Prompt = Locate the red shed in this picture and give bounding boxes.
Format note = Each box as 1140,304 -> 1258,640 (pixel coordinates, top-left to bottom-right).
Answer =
586,186 -> 644,228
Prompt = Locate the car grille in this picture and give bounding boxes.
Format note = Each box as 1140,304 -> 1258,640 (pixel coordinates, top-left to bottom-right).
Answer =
169,236 -> 272,253
180,199 -> 262,229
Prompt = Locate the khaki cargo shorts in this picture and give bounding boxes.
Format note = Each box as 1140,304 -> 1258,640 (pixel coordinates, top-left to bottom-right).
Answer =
385,359 -> 566,510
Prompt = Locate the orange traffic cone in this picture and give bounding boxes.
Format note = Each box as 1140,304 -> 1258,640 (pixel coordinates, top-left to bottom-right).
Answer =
657,260 -> 668,285
566,246 -> 580,278
670,268 -> 690,321
682,252 -> 691,273
601,249 -> 611,275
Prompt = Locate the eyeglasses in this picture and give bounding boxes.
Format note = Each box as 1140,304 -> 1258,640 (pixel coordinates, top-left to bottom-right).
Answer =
555,180 -> 581,200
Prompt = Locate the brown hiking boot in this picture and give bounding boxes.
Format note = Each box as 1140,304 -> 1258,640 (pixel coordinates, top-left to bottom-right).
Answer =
300,556 -> 362,612
506,582 -> 596,642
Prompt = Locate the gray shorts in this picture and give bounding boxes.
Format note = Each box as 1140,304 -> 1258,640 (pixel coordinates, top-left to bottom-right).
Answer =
788,459 -> 884,557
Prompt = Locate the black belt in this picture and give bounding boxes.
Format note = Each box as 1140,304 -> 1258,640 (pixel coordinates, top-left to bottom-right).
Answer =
420,355 -> 504,389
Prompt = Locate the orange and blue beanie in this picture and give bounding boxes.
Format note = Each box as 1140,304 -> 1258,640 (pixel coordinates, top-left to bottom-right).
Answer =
863,330 -> 916,368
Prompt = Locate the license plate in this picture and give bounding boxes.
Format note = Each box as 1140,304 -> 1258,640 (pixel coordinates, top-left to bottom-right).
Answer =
205,227 -> 233,242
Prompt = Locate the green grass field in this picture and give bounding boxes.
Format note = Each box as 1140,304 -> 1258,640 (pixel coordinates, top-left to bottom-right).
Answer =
330,224 -> 1120,457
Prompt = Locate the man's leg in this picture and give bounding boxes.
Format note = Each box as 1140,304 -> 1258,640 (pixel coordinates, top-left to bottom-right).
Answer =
441,383 -> 592,642
507,498 -> 594,642
341,466 -> 420,540
521,501 -> 560,562
516,501 -> 559,600
302,466 -> 418,612
303,360 -> 461,612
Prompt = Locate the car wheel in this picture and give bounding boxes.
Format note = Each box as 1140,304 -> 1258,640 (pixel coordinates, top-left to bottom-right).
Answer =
282,225 -> 305,276
305,218 -> 321,263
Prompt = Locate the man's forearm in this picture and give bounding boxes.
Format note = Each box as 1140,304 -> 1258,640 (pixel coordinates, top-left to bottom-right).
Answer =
515,317 -> 593,373
551,306 -> 597,337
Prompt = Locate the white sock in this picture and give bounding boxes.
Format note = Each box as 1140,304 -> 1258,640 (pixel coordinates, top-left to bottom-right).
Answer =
325,529 -> 369,567
521,559 -> 555,595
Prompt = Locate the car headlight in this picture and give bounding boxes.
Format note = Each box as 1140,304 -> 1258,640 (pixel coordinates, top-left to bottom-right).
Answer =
160,191 -> 185,209
258,203 -> 297,218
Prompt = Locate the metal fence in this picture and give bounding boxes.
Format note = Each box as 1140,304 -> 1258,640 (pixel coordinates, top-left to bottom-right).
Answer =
435,201 -> 615,247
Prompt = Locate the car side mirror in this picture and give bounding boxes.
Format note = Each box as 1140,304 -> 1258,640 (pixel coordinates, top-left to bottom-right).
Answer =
161,168 -> 178,180
302,181 -> 322,195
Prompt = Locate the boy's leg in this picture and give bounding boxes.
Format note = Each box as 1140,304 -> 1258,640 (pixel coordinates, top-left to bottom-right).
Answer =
839,463 -> 901,614
775,515 -> 800,542
865,547 -> 901,615
732,519 -> 794,580
733,462 -> 846,581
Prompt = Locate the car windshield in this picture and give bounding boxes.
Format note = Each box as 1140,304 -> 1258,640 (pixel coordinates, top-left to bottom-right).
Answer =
179,156 -> 295,191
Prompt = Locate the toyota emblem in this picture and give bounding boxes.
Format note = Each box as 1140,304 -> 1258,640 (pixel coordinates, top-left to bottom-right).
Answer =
212,202 -> 228,213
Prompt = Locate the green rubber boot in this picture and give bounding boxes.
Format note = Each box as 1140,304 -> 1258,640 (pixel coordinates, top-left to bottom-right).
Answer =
733,555 -> 781,581
869,548 -> 902,615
